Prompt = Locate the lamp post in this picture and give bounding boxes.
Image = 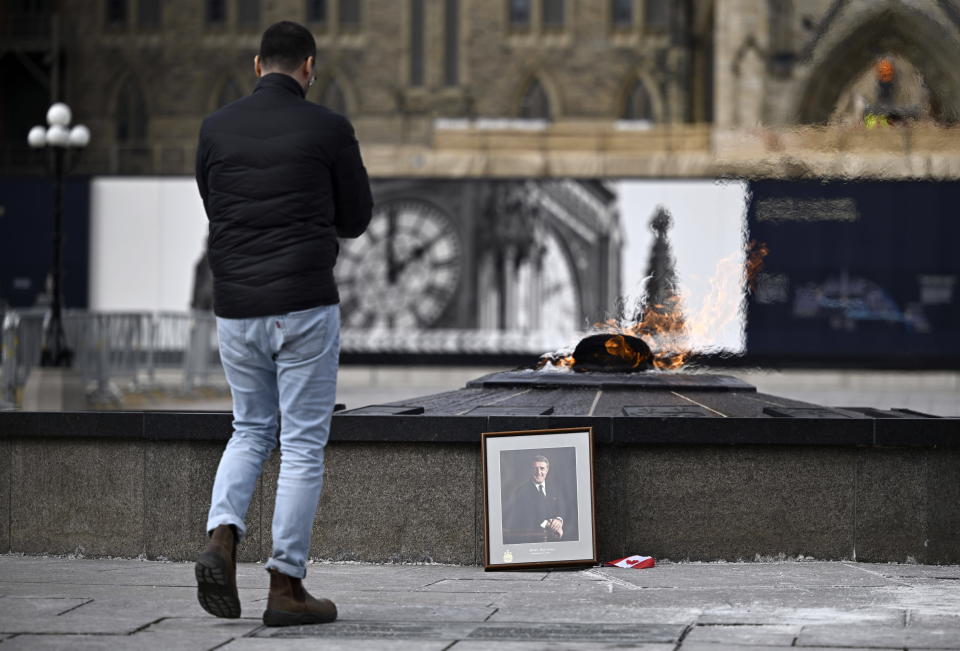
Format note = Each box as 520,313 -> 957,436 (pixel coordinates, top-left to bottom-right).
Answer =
27,102 -> 90,368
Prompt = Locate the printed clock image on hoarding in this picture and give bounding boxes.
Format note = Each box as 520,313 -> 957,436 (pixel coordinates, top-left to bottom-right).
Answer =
336,199 -> 462,329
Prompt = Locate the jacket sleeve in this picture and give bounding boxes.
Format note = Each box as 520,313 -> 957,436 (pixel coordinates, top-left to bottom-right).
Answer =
331,124 -> 373,239
195,124 -> 211,218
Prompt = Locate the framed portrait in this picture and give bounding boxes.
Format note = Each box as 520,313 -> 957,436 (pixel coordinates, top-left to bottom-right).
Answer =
482,427 -> 596,570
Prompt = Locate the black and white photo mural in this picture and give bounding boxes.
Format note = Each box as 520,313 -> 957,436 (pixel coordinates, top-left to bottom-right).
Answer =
335,179 -> 623,356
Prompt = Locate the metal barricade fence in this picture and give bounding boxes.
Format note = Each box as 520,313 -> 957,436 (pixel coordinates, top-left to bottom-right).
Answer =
0,310 -> 221,409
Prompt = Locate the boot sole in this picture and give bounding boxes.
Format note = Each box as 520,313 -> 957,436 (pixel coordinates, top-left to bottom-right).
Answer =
195,551 -> 241,619
262,608 -> 337,627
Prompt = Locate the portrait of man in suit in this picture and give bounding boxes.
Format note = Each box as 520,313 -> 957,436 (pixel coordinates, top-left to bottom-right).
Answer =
502,453 -> 573,544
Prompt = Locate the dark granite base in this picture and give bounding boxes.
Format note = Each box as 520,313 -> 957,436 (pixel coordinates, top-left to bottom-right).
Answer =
596,446 -> 858,562
0,439 -> 10,554
2,409 -> 955,447
10,439 -> 145,557
467,371 -> 757,391
2,434 -> 958,564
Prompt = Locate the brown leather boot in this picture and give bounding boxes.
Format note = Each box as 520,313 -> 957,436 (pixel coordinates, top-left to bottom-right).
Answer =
262,568 -> 337,626
195,524 -> 240,618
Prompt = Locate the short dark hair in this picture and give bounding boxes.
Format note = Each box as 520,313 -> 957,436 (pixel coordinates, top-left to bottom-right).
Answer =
259,21 -> 316,73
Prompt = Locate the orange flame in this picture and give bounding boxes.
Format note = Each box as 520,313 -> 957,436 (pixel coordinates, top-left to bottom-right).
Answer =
746,240 -> 769,292
876,58 -> 895,83
539,241 -> 770,372
536,353 -> 575,370
603,334 -> 647,368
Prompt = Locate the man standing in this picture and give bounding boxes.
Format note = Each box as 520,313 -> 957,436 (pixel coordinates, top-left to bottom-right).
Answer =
194,21 -> 372,627
503,455 -> 567,544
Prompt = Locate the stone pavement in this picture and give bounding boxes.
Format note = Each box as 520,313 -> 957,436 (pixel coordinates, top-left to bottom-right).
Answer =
1,557 -> 959,650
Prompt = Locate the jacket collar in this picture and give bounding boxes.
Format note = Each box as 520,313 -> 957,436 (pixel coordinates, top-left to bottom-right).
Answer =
254,72 -> 306,99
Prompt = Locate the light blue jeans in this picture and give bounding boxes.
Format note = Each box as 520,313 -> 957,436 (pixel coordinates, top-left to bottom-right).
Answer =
206,304 -> 340,579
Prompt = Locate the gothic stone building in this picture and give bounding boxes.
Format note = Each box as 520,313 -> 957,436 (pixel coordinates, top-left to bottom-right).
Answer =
4,0 -> 960,177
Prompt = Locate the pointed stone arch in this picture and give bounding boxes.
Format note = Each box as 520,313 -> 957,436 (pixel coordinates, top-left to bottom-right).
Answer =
214,76 -> 246,109
318,77 -> 347,115
797,4 -> 960,123
515,73 -> 561,120
618,75 -> 661,122
311,71 -> 356,116
113,76 -> 148,143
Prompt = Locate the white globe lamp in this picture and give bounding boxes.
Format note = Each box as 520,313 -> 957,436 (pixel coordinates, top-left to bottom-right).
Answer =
27,125 -> 47,148
46,102 -> 72,128
68,125 -> 91,148
46,124 -> 70,147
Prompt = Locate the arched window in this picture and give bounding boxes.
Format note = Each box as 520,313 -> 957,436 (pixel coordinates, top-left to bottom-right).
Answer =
611,0 -> 633,28
644,0 -> 669,31
443,0 -> 459,86
339,0 -> 360,28
237,0 -> 259,28
623,79 -> 654,121
410,0 -> 425,86
115,78 -> 147,142
542,0 -> 564,28
509,0 -> 532,27
217,78 -> 245,108
106,0 -> 127,25
138,0 -> 162,27
319,78 -> 348,115
519,78 -> 551,120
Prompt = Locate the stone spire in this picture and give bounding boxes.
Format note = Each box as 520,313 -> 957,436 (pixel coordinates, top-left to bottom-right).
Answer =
635,205 -> 683,327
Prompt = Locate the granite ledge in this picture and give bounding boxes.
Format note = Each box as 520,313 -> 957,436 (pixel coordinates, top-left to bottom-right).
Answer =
0,411 -> 957,448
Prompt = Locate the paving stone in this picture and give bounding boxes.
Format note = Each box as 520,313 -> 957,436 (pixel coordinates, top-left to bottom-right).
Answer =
680,646 -> 877,651
797,623 -> 960,648
0,613 -> 160,635
682,623 -> 801,645
259,620 -> 478,640
500,585 -> 915,614
0,582 -> 268,625
330,604 -> 495,622
2,630 -> 244,650
465,622 -> 685,644
223,639 -> 451,650
488,605 -> 700,625
871,564 -> 960,580
0,596 -> 92,619
452,644 -> 675,651
420,577 -> 608,594
1,557 -> 959,651
911,612 -> 960,628
305,563 -> 545,589
590,562 -> 896,589
0,558 -> 269,591
325,589 -> 500,608
697,606 -> 905,626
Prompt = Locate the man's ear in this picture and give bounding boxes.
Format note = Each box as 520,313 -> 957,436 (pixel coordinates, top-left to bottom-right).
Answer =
303,55 -> 315,80
254,55 -> 262,78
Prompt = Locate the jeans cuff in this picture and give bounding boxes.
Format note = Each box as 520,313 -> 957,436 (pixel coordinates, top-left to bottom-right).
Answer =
265,557 -> 306,579
207,518 -> 247,544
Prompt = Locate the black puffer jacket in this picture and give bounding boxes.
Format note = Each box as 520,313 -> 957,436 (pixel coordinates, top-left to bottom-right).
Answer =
196,73 -> 372,318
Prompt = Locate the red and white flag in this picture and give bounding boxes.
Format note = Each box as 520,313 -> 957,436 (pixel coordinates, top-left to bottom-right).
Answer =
605,555 -> 655,569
